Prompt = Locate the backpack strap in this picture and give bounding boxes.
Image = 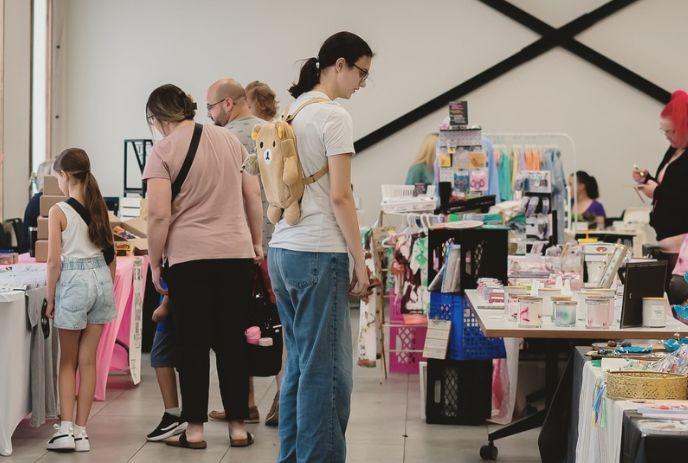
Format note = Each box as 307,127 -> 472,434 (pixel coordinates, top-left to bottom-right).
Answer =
282,97 -> 331,185
283,98 -> 331,123
171,123 -> 203,200
303,165 -> 329,185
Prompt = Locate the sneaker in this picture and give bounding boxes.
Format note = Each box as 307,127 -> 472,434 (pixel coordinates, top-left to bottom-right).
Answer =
146,413 -> 187,442
265,393 -> 279,427
47,424 -> 75,451
74,434 -> 90,452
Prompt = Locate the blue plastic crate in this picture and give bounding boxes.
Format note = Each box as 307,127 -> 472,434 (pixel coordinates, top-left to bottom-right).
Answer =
429,292 -> 506,361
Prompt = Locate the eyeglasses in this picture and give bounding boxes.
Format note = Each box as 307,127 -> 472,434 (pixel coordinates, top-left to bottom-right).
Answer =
353,64 -> 369,83
206,98 -> 227,111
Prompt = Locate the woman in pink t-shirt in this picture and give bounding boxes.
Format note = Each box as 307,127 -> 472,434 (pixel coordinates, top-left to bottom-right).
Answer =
143,84 -> 263,449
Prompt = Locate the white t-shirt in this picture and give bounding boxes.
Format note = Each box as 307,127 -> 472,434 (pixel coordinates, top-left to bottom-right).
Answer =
269,90 -> 355,253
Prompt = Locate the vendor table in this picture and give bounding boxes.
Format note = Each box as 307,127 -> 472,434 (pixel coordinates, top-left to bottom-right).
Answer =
0,292 -> 32,457
621,410 -> 688,463
570,346 -> 688,463
0,255 -> 147,457
465,290 -> 688,461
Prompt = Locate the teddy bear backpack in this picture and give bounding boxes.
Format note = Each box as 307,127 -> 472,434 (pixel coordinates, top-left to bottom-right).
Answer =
245,98 -> 330,225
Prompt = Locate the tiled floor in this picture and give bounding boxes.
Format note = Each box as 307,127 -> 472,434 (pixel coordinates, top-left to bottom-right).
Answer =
6,311 -> 540,462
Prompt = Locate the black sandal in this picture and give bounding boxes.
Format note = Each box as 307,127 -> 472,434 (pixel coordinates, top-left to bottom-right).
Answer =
230,432 -> 255,448
166,431 -> 207,450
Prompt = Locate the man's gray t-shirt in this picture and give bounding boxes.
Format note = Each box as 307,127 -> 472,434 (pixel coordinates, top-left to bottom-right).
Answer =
225,115 -> 274,249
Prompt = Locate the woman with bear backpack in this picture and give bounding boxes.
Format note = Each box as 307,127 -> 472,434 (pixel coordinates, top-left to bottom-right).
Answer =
267,31 -> 373,462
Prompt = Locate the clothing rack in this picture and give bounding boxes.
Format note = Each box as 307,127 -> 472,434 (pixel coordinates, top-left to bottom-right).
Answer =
484,132 -> 578,237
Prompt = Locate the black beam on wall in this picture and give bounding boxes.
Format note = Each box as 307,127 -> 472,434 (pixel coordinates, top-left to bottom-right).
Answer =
354,0 -> 670,154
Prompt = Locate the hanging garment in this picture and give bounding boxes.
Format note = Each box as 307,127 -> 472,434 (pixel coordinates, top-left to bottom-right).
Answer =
498,148 -> 513,201
484,137 -> 502,202
357,250 -> 378,367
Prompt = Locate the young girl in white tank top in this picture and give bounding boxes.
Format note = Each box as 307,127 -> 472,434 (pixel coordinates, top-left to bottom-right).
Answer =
45,149 -> 116,453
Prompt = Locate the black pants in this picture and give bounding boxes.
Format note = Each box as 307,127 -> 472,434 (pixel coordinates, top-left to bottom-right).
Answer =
167,258 -> 254,423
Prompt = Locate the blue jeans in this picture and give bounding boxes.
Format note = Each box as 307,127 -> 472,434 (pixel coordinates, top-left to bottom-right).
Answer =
268,248 -> 352,463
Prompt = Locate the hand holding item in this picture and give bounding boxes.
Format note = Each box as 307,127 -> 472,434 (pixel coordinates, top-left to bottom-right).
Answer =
632,165 -> 649,184
45,299 -> 55,319
349,259 -> 371,302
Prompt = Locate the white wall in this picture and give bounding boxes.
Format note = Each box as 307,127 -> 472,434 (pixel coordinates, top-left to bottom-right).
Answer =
3,0 -> 32,220
53,0 -> 688,227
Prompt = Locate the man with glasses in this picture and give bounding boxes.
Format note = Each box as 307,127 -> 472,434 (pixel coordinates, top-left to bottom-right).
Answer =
206,78 -> 272,426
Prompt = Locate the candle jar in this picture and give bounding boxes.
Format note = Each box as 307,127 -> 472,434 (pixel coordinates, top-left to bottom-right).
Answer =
518,296 -> 543,328
585,296 -> 614,329
505,286 -> 528,322
538,288 -> 561,318
642,297 -> 667,328
553,300 -> 577,327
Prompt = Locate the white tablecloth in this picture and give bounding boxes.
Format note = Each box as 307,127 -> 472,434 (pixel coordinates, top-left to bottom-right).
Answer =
574,361 -> 643,463
0,291 -> 32,456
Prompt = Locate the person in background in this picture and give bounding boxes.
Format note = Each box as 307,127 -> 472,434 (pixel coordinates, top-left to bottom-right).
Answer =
246,81 -> 279,121
206,78 -> 270,425
45,149 -> 116,453
269,31 -> 373,463
633,90 -> 688,282
405,133 -> 438,186
23,161 -> 53,253
145,84 -> 262,449
569,170 -> 606,229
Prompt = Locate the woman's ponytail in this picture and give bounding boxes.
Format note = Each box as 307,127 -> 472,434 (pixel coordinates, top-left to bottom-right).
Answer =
288,57 -> 320,99
54,148 -> 113,252
83,172 -> 114,251
288,32 -> 374,99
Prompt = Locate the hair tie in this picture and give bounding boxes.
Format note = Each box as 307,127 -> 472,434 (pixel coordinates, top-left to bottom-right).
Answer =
314,57 -> 320,70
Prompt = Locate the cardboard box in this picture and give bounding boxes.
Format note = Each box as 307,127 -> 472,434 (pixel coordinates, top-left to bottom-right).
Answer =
124,217 -> 147,238
111,219 -> 148,255
40,195 -> 67,216
35,240 -> 49,263
38,217 -> 49,240
43,176 -> 62,196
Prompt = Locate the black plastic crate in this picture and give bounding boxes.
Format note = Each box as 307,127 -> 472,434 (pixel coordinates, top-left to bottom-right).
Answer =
425,359 -> 492,425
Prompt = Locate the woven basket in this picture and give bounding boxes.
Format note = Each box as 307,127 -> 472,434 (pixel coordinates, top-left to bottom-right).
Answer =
606,371 -> 688,400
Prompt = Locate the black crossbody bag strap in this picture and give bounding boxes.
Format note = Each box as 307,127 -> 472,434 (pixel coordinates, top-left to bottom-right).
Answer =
171,123 -> 203,200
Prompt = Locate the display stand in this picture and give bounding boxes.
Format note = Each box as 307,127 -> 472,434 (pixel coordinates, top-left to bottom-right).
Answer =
484,132 -> 577,243
123,138 -> 153,197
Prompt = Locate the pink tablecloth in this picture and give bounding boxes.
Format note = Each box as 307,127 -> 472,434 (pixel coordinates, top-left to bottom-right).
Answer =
16,254 -> 149,400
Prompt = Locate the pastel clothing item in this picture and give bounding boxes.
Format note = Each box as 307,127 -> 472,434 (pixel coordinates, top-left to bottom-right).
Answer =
56,202 -> 102,260
54,256 -> 116,330
497,148 -> 513,201
483,137 -> 501,202
673,235 -> 688,277
142,123 -> 255,266
405,163 -> 434,186
269,91 -> 354,254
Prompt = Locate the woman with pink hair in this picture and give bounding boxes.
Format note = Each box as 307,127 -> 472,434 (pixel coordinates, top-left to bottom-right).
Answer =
633,90 -> 688,288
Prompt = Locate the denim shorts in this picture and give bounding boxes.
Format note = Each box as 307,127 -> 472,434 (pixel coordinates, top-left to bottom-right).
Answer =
54,256 -> 116,330
151,319 -> 176,368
